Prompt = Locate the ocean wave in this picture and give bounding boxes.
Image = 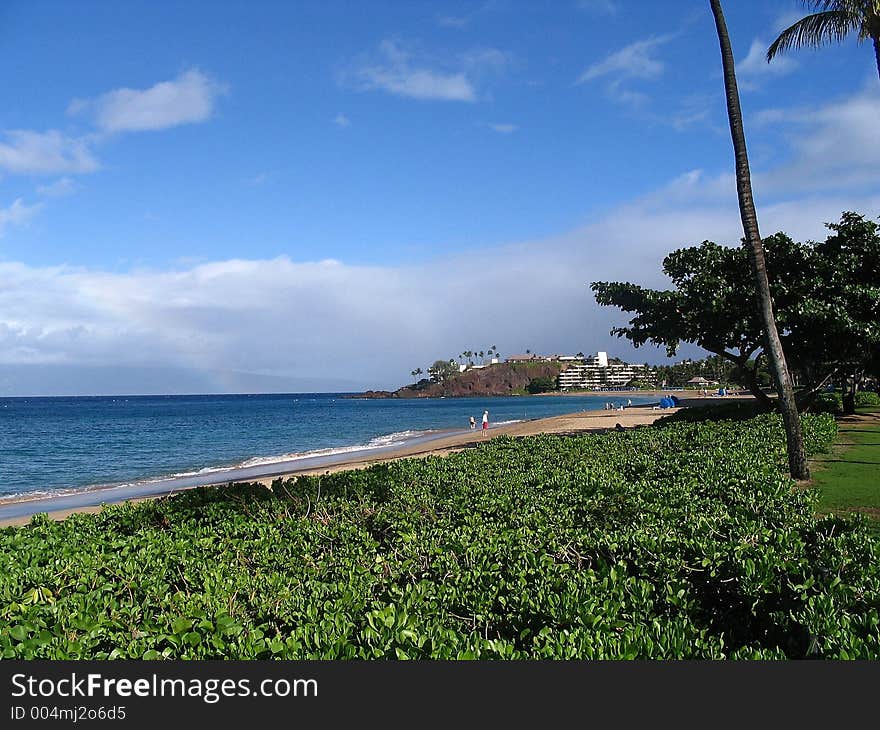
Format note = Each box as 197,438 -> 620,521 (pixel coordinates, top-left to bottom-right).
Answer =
231,429 -> 437,469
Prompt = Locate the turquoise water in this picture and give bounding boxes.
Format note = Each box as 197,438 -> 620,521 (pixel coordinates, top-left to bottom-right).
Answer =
0,392 -> 654,500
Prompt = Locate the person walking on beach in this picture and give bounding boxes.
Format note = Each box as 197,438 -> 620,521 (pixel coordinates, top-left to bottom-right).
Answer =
469,415 -> 476,430
482,410 -> 489,436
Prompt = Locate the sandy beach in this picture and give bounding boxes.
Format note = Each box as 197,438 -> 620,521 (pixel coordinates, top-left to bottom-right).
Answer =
0,391 -> 746,527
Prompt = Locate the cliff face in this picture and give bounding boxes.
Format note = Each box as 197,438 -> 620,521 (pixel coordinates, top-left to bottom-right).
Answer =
358,362 -> 566,399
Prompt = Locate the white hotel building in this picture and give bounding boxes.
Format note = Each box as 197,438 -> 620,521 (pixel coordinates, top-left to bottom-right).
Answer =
556,352 -> 654,390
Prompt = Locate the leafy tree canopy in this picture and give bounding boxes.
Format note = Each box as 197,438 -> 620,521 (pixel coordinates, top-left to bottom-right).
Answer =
592,212 -> 880,412
427,359 -> 459,384
526,376 -> 557,394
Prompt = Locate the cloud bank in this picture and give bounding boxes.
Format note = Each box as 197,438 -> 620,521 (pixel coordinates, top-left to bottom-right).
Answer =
1,87 -> 878,394
2,183 -> 876,394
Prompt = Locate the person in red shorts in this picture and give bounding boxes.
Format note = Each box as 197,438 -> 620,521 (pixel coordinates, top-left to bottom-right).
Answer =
482,410 -> 489,435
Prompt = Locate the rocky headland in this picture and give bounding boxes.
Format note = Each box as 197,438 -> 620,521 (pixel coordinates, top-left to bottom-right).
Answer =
353,362 -> 566,399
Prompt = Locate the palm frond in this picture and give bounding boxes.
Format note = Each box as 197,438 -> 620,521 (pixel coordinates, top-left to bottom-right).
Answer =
808,0 -> 878,13
766,10 -> 859,61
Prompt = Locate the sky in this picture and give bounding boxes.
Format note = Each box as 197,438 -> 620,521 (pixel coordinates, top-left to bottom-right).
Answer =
1,0 -> 878,394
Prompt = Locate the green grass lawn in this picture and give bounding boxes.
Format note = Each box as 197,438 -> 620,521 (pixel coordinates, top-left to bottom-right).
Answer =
810,407 -> 880,532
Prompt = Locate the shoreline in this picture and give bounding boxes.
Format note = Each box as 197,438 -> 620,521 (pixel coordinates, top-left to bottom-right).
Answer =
0,392 -> 748,527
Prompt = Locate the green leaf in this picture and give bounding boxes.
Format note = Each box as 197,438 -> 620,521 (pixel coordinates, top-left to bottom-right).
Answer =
172,618 -> 192,635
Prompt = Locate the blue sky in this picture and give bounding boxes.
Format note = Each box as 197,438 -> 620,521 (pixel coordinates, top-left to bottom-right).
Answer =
1,0 -> 878,394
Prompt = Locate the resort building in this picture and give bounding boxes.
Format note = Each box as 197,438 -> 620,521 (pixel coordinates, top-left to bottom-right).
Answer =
460,357 -> 500,372
557,352 -> 656,390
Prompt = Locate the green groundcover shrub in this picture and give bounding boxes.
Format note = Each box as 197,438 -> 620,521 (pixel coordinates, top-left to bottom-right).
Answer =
1,413 -> 878,659
811,392 -> 843,414
855,391 -> 880,407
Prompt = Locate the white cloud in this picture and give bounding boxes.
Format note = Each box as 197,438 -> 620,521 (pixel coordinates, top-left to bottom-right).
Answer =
651,87 -> 880,200
639,168 -> 736,208
0,130 -> 99,176
36,177 -> 78,198
0,198 -> 43,237
356,69 -> 474,102
348,40 -> 482,102
70,69 -> 227,133
577,36 -> 670,85
576,35 -> 673,107
738,38 -> 797,82
0,71 -> 225,184
758,86 -> 880,193
489,123 -> 517,133
333,113 -> 351,128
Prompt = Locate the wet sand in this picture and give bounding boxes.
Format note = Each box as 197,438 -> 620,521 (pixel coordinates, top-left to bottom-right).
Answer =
0,392 -> 747,527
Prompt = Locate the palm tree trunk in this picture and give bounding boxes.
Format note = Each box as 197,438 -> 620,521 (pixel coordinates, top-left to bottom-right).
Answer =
709,0 -> 810,480
873,34 -> 880,82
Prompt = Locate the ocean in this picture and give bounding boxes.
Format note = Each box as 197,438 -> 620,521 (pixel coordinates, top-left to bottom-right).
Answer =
0,392 -> 655,504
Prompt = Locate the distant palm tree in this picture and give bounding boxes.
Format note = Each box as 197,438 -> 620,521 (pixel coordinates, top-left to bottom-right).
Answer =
767,1 -> 880,81
411,367 -> 423,381
710,0 -> 810,480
